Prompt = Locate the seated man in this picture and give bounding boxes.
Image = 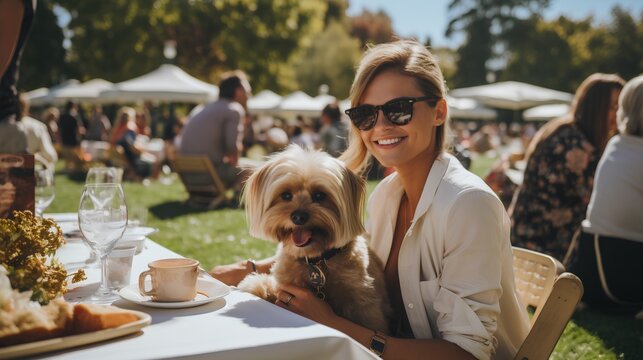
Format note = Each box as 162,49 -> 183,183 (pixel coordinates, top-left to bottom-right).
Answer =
178,70 -> 251,189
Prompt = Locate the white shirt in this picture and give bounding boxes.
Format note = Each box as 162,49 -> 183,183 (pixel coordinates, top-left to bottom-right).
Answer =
17,116 -> 58,168
583,135 -> 643,242
365,153 -> 529,360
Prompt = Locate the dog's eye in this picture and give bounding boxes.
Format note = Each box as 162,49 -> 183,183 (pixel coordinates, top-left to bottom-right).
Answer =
312,192 -> 326,202
281,191 -> 292,201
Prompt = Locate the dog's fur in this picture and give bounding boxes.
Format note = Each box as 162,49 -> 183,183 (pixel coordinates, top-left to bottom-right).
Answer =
238,145 -> 390,332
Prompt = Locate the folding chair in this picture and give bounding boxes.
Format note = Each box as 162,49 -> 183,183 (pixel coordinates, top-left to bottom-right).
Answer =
108,145 -> 140,181
512,247 -> 584,360
170,155 -> 232,209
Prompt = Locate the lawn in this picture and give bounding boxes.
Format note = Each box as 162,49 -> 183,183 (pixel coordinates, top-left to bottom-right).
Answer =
48,157 -> 641,359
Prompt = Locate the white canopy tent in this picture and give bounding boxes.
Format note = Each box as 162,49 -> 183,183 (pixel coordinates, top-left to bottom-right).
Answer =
54,79 -> 115,104
275,91 -> 324,117
100,64 -> 218,103
449,81 -> 573,111
247,90 -> 282,114
523,103 -> 571,121
446,96 -> 497,120
25,79 -> 80,106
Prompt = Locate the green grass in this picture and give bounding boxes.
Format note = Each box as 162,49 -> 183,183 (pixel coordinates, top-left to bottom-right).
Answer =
48,161 -> 641,359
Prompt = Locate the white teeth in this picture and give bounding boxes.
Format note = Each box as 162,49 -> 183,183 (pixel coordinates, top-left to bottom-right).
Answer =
377,137 -> 402,145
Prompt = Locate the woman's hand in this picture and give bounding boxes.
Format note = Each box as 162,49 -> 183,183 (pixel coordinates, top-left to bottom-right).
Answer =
275,283 -> 339,327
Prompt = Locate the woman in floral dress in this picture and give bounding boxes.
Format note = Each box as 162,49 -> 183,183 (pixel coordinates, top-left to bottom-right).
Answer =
509,73 -> 624,260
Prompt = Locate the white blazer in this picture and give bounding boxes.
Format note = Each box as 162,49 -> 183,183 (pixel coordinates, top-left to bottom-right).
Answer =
365,153 -> 530,360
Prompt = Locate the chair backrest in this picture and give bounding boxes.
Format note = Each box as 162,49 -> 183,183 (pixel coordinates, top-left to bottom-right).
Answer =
170,155 -> 228,198
512,247 -> 584,360
512,247 -> 564,320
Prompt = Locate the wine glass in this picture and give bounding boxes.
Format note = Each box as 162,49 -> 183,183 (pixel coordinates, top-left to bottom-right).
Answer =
86,167 -> 121,184
84,167 -> 122,267
35,168 -> 55,217
78,183 -> 128,303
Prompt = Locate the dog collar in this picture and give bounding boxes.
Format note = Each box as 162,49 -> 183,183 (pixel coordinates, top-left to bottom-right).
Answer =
303,246 -> 344,265
300,246 -> 344,300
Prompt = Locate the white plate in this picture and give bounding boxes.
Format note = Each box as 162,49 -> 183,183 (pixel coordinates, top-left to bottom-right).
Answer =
118,277 -> 230,309
123,226 -> 159,240
0,309 -> 151,359
44,212 -> 78,223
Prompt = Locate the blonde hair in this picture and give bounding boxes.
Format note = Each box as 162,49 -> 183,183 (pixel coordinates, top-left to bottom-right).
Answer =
339,40 -> 449,173
617,75 -> 643,137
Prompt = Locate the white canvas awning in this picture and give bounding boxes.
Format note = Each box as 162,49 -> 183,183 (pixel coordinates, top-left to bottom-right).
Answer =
276,91 -> 324,116
523,103 -> 571,121
24,79 -> 81,106
449,81 -> 573,111
54,79 -> 115,103
447,96 -> 497,120
247,90 -> 282,113
100,64 -> 218,103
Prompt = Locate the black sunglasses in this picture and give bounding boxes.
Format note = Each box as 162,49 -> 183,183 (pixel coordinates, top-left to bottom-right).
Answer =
344,96 -> 441,131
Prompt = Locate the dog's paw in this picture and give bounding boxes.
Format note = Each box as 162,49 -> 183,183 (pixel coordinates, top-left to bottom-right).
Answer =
237,273 -> 277,302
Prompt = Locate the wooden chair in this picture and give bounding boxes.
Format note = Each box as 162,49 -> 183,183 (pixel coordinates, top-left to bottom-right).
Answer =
512,247 -> 584,360
170,155 -> 232,210
107,145 -> 140,181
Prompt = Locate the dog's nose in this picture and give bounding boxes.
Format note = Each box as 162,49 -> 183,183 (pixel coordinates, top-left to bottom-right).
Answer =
290,210 -> 309,225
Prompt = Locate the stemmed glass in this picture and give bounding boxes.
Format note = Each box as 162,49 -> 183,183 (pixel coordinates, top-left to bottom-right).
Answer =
84,167 -> 122,267
35,168 -> 55,217
78,183 -> 128,303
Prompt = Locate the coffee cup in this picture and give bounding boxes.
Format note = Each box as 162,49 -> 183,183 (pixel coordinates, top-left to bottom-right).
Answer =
138,258 -> 199,302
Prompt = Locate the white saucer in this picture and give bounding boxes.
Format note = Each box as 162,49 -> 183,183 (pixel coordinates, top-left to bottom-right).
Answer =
118,277 -> 230,308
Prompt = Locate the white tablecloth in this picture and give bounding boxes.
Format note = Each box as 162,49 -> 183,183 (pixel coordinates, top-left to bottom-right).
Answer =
41,231 -> 377,359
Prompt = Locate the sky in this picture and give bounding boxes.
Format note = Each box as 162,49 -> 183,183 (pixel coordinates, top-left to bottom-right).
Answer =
347,0 -> 643,48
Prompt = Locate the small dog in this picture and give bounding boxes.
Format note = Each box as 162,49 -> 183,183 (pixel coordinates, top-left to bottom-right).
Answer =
238,145 -> 390,332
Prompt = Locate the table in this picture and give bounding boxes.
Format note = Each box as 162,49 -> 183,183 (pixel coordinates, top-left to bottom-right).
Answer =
40,218 -> 377,359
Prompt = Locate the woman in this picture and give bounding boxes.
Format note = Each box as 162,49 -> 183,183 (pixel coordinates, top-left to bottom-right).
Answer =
567,75 -> 643,307
509,74 -> 625,261
213,40 -> 529,359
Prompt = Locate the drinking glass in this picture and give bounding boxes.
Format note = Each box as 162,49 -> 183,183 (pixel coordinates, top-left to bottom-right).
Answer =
78,183 -> 128,303
35,168 -> 55,217
84,167 -> 122,267
86,167 -> 121,184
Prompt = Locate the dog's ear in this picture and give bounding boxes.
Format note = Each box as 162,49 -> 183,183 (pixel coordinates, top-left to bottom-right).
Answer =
242,160 -> 274,238
341,166 -> 366,239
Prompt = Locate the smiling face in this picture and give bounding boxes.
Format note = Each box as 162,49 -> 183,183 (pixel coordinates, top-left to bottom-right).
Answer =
357,70 -> 447,172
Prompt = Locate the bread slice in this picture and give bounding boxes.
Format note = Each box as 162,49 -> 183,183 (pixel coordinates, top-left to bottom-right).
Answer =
71,304 -> 139,334
0,298 -> 73,347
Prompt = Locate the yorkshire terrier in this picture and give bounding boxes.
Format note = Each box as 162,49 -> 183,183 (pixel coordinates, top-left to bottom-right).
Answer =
238,145 -> 390,332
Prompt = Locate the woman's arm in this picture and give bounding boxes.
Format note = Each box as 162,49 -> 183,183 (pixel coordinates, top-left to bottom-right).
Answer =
277,284 -> 476,360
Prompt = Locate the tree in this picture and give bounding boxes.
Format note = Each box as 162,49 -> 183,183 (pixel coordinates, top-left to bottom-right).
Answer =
501,7 -> 643,92
446,0 -> 550,87
19,0 -> 67,91
293,21 -> 362,99
54,0 -> 326,93
349,9 -> 394,48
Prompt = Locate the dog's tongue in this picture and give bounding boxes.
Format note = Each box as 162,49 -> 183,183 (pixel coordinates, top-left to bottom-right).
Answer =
292,228 -> 313,247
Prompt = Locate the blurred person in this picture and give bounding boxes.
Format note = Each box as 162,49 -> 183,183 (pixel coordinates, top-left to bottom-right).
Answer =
109,107 -> 130,145
318,103 -> 348,157
16,94 -> 57,168
0,0 -> 35,154
41,107 -> 60,144
290,121 -> 315,150
85,105 -> 111,141
211,40 -> 529,360
59,101 -> 85,148
509,73 -> 625,260
135,108 -> 151,137
179,70 -> 251,188
116,106 -> 158,178
565,75 -> 643,308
